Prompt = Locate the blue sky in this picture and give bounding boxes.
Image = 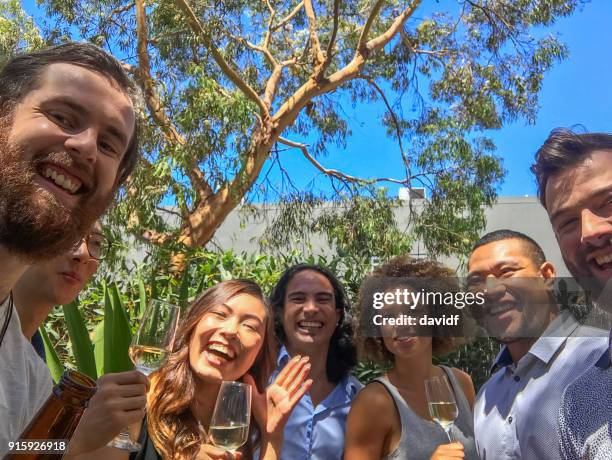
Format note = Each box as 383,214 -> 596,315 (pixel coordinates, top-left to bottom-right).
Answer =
485,1 -> 612,196
21,1 -> 612,199
263,1 -> 612,199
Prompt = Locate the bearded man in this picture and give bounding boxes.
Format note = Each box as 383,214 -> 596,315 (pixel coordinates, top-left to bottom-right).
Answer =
0,42 -> 145,456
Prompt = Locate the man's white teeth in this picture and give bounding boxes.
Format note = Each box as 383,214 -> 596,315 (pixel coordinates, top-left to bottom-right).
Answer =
489,304 -> 514,315
207,343 -> 234,359
595,253 -> 612,267
42,167 -> 81,194
299,321 -> 323,328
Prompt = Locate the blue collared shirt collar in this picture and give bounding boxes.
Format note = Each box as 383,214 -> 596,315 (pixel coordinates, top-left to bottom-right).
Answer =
595,329 -> 612,369
490,310 -> 580,373
277,344 -> 291,367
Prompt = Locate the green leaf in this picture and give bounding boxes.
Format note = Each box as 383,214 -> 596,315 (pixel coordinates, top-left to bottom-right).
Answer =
178,263 -> 191,312
63,301 -> 97,379
102,281 -> 114,374
150,272 -> 158,302
110,283 -> 134,373
195,273 -> 207,296
138,272 -> 147,318
92,320 -> 105,378
40,326 -> 63,383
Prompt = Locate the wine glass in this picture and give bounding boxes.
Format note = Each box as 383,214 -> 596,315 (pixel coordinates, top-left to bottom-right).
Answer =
209,381 -> 252,452
425,375 -> 459,442
108,299 -> 181,451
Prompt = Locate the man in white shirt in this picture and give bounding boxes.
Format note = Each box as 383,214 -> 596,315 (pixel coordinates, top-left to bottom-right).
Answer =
0,42 -> 144,457
0,297 -> 54,452
468,229 -> 608,459
531,129 -> 612,459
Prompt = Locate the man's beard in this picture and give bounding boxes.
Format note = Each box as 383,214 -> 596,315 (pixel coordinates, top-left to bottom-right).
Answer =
0,117 -> 114,262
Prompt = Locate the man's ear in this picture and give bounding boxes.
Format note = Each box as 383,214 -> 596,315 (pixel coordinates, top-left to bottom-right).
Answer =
539,261 -> 556,285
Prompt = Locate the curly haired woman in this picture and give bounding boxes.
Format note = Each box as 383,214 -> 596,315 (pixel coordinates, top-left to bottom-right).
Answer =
345,256 -> 478,460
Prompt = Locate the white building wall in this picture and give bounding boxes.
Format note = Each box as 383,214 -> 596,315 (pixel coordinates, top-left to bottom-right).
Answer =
203,196 -> 570,277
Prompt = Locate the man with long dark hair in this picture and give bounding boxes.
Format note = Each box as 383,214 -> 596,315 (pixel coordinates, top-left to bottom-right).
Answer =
532,129 -> 612,459
0,42 -> 143,456
269,264 -> 361,460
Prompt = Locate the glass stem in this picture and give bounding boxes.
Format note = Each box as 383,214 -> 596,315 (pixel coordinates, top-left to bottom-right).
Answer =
445,426 -> 453,443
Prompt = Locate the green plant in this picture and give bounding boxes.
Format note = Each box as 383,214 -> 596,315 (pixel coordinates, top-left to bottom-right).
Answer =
43,249 -> 502,391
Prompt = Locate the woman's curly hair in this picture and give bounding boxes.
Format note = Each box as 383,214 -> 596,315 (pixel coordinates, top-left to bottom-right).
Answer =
270,264 -> 357,384
359,256 -> 463,363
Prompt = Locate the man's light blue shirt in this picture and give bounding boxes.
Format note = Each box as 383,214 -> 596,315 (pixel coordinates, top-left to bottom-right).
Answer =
271,345 -> 363,460
474,311 -> 608,460
558,328 -> 612,460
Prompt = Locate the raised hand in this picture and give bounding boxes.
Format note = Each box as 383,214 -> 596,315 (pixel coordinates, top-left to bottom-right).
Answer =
244,355 -> 312,441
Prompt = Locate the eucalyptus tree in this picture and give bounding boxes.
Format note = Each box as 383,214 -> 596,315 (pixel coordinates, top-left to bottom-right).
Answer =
15,0 -> 581,257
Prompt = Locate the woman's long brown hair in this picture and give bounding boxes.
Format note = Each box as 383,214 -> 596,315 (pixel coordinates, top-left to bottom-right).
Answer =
147,280 -> 277,459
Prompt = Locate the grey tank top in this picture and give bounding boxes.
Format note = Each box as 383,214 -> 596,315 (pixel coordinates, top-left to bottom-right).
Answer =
373,365 -> 478,460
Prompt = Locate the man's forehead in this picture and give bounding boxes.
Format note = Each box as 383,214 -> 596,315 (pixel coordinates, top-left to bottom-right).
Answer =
36,63 -> 124,97
32,63 -> 134,132
469,239 -> 529,270
546,150 -> 612,217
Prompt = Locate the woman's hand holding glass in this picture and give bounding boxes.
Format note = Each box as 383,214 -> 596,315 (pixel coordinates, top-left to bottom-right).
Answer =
429,442 -> 465,459
245,355 -> 313,441
196,443 -> 243,460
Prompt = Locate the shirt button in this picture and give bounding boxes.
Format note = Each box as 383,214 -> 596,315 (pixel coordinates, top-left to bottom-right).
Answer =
508,416 -> 513,423
514,375 -> 520,382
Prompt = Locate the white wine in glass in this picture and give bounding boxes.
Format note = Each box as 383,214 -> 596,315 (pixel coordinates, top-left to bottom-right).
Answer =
209,423 -> 250,451
209,381 -> 252,452
108,299 -> 180,451
129,344 -> 170,376
425,375 -> 459,442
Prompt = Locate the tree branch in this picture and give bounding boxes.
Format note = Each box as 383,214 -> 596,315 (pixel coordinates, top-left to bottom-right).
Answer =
322,0 -> 340,73
263,1 -> 277,50
365,0 -> 422,53
141,229 -> 176,245
135,0 -> 182,146
272,0 -> 421,132
134,0 -> 213,201
357,0 -> 385,54
264,59 -> 297,108
263,0 -> 274,14
227,32 -> 277,67
175,0 -> 270,119
271,1 -> 305,32
303,0 -> 325,71
277,137 -> 409,186
110,2 -> 134,17
399,29 -> 453,60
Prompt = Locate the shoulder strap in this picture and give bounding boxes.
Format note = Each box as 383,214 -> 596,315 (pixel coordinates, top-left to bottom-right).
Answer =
439,365 -> 471,413
0,293 -> 14,349
371,376 -> 412,431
